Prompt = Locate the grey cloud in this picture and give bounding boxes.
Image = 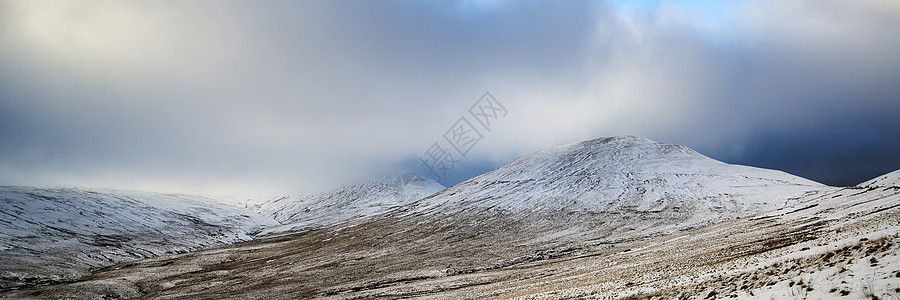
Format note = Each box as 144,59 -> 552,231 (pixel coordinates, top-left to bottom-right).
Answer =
0,0 -> 898,193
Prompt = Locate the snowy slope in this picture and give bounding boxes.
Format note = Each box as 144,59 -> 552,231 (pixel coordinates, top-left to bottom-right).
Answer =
0,187 -> 277,290
381,168 -> 900,299
5,137 -> 849,299
859,169 -> 900,187
470,168 -> 900,299
255,173 -> 444,234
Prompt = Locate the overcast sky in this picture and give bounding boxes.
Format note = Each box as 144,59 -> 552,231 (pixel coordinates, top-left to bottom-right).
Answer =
1,0 -> 898,195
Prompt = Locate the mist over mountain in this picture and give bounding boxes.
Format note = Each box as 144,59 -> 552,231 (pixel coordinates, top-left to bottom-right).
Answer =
254,173 -> 444,234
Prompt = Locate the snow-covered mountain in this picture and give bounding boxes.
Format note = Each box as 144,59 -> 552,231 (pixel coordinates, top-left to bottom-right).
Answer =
4,136 -> 848,299
255,173 -> 444,234
0,187 -> 277,290
401,136 -> 827,243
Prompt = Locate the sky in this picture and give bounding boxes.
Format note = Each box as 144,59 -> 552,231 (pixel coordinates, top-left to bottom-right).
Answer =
1,0 -> 898,196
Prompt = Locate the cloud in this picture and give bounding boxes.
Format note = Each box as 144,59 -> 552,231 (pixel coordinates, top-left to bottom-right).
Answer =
1,0 -> 898,194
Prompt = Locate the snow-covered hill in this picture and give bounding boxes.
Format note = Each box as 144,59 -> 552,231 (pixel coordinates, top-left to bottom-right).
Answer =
402,136 -> 827,243
255,173 -> 444,234
860,169 -> 900,187
0,187 -> 277,290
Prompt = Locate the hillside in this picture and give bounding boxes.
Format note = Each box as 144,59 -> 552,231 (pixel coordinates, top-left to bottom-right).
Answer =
0,187 -> 277,290
0,136 -> 845,298
10,168 -> 897,299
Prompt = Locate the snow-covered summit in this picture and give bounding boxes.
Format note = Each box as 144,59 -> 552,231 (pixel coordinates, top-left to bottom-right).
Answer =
414,135 -> 824,215
859,169 -> 900,187
256,173 -> 444,233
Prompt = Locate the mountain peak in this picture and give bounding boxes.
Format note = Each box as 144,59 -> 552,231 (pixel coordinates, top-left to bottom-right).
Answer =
477,136 -> 707,184
412,136 -> 824,236
582,135 -> 648,144
564,135 -> 701,157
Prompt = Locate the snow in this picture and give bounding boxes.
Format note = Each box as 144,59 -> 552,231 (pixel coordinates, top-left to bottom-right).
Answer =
0,186 -> 277,289
0,173 -> 443,289
500,177 -> 900,299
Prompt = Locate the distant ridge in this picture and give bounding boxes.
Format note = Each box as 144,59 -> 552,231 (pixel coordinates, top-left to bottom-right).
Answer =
255,173 -> 444,234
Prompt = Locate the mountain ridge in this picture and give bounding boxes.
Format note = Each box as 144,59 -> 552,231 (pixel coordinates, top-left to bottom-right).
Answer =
254,173 -> 444,234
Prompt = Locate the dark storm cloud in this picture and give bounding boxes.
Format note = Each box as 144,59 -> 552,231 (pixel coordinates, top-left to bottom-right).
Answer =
0,0 -> 898,194
727,116 -> 900,186
652,0 -> 900,185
